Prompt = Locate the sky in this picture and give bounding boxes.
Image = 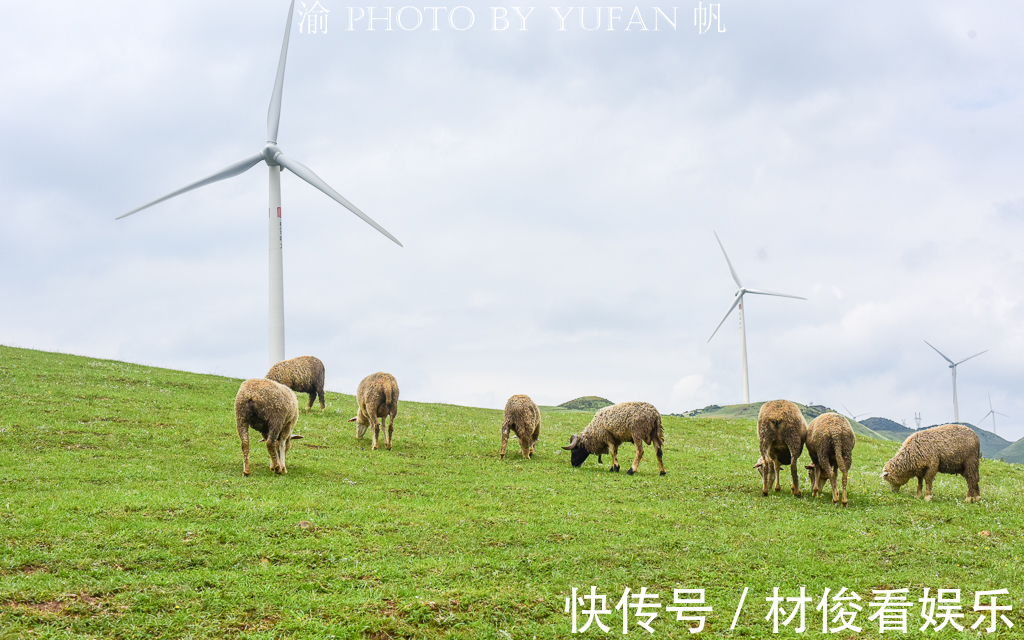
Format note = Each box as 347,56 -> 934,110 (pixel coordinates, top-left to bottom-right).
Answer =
2,1 -> 1024,442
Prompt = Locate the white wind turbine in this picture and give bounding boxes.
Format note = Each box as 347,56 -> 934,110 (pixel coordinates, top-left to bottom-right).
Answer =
707,232 -> 805,404
923,340 -> 986,424
117,0 -> 401,367
977,393 -> 1007,435
842,405 -> 872,421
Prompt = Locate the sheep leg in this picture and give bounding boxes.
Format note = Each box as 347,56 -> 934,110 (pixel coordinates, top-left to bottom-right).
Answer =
266,429 -> 283,474
610,443 -> 620,472
237,421 -> 251,477
627,441 -> 643,475
840,464 -> 849,507
786,441 -> 802,498
923,467 -> 937,501
655,446 -> 666,476
386,411 -> 394,450
306,392 -> 315,411
531,424 -> 539,457
827,464 -> 839,505
964,455 -> 981,503
519,430 -> 532,459
916,475 -> 925,499
277,437 -> 288,475
500,423 -> 510,459
371,416 -> 380,450
773,458 -> 782,493
317,387 -> 326,412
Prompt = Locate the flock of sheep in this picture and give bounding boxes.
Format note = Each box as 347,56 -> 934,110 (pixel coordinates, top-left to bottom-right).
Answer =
233,358 -> 984,504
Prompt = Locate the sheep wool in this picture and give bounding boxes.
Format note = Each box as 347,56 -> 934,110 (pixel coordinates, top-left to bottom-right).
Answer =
266,356 -> 326,412
349,372 -> 399,451
757,400 -> 807,497
234,378 -> 300,476
500,395 -> 541,460
804,412 -> 856,507
882,423 -> 981,503
563,402 -> 666,476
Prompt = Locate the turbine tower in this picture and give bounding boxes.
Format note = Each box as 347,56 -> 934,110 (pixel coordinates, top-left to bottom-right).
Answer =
117,0 -> 401,367
708,232 -> 805,404
924,341 -> 986,424
977,393 -> 1007,435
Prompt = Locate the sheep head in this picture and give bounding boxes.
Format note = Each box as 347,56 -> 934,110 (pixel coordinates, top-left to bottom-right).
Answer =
562,434 -> 591,467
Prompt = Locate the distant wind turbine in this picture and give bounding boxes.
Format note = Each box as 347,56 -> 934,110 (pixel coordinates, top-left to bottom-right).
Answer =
117,0 -> 402,367
924,340 -> 986,424
707,232 -> 806,404
842,405 -> 871,421
977,393 -> 1007,435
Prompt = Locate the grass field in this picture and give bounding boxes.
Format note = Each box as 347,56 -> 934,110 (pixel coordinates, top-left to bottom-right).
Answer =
1,345 -> 1022,638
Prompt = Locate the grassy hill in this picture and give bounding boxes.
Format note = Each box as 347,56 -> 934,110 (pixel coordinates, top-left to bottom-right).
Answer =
2,345 -> 1022,638
681,402 -> 893,443
557,396 -> 613,412
993,437 -> 1024,464
861,416 -> 916,441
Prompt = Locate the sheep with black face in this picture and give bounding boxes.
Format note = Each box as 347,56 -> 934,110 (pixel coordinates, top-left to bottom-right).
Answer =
563,402 -> 666,475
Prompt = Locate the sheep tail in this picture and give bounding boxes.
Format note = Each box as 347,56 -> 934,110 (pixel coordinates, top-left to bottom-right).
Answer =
384,383 -> 394,408
833,437 -> 845,473
654,413 -> 665,448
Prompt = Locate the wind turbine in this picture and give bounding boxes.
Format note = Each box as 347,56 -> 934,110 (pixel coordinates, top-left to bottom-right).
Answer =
117,0 -> 402,367
977,393 -> 1007,435
923,341 -> 985,424
842,405 -> 871,421
707,232 -> 806,404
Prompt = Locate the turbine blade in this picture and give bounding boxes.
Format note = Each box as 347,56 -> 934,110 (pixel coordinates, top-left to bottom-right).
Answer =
954,350 -> 987,366
743,288 -> 806,301
923,340 -> 954,365
274,152 -> 403,247
267,0 -> 297,144
708,292 -> 743,342
117,152 -> 265,219
713,231 -> 743,288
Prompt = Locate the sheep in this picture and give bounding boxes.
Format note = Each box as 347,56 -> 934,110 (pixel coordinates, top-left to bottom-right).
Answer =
266,356 -> 325,412
881,423 -> 981,503
757,400 -> 807,497
348,372 -> 399,450
803,412 -> 856,507
500,394 -> 541,460
234,378 -> 302,476
562,402 -> 666,475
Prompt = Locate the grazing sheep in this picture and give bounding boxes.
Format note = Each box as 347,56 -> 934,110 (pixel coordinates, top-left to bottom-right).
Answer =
757,400 -> 807,497
562,402 -> 666,475
804,413 -> 856,507
881,423 -> 981,503
348,372 -> 399,450
235,378 -> 302,476
266,356 -> 325,412
500,394 -> 541,460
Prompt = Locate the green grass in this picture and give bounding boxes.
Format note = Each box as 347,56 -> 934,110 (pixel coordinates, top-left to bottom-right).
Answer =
1,345 -> 1022,638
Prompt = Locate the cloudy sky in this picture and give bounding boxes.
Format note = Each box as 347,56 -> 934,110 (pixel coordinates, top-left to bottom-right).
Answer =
3,1 -> 1023,440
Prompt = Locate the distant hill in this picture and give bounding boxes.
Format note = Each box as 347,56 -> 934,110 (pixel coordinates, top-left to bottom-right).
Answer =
558,396 -> 613,411
678,402 -> 893,442
862,417 -> 916,440
993,437 -> 1024,464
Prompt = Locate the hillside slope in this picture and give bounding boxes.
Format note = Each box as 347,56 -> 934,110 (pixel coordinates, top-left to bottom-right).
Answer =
1,345 -> 1022,638
682,402 -> 894,442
